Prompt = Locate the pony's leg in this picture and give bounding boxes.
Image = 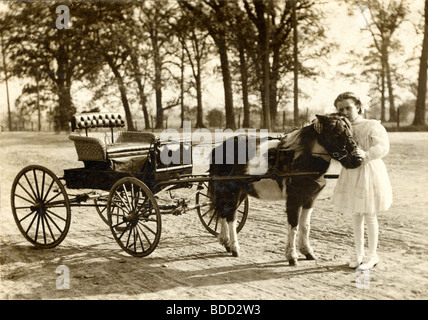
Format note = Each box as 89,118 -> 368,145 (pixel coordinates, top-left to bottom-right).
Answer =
218,217 -> 230,252
285,206 -> 301,266
286,224 -> 299,266
228,216 -> 240,257
298,207 -> 316,260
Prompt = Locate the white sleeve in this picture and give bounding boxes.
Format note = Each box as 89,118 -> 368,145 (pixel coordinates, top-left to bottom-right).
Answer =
365,122 -> 390,160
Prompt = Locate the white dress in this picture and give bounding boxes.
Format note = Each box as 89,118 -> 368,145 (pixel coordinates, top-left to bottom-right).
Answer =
333,118 -> 392,215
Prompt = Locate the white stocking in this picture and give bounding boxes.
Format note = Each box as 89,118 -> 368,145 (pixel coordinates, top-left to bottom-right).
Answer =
365,214 -> 379,258
352,215 -> 365,258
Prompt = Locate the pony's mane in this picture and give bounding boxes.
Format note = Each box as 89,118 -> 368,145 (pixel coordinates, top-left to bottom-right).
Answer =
278,123 -> 314,160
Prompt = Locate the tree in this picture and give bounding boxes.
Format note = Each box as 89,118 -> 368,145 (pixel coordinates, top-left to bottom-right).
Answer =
413,0 -> 428,125
138,1 -> 179,129
241,0 -> 325,129
243,0 -> 273,129
1,2 -> 110,131
0,25 -> 12,131
183,25 -> 211,128
168,11 -> 211,128
85,2 -> 138,131
355,0 -> 408,122
180,0 -> 237,130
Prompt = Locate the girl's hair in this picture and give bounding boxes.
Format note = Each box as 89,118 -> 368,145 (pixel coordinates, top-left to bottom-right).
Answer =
334,92 -> 363,114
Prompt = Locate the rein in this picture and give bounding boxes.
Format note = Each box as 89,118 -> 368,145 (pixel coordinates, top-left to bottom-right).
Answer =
311,150 -> 349,161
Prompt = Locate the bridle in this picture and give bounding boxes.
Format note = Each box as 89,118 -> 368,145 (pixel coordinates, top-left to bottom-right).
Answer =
312,118 -> 353,161
311,149 -> 349,161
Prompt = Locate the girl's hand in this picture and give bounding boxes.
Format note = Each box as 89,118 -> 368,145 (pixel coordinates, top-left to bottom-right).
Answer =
352,147 -> 366,159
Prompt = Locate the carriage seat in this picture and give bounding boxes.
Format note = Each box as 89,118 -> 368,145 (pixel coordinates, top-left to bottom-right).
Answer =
69,113 -> 156,172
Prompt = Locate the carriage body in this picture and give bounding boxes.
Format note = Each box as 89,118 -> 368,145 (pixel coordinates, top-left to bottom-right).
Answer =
65,113 -> 192,193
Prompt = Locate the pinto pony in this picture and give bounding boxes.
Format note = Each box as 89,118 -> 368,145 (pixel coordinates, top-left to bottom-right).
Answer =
209,114 -> 363,265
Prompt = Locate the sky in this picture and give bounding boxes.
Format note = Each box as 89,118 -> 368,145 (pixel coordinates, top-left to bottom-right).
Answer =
0,0 -> 425,127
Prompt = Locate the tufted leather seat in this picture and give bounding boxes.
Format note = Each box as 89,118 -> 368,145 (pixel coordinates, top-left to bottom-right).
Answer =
69,113 -> 156,173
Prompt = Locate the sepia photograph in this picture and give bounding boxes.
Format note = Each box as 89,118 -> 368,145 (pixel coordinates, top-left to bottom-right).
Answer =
0,0 -> 427,304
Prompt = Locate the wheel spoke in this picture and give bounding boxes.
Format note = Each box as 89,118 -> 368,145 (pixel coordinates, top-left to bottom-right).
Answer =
41,211 -> 47,244
44,191 -> 64,207
122,184 -> 132,211
139,222 -> 157,236
44,208 -> 67,223
14,193 -> 36,205
136,223 -> 152,247
34,212 -> 41,242
42,179 -> 55,202
44,209 -> 65,233
23,172 -> 38,202
17,182 -> 37,203
136,229 -> 145,252
113,190 -> 131,213
18,209 -> 37,223
32,169 -> 41,200
42,213 -> 56,243
25,211 -> 39,236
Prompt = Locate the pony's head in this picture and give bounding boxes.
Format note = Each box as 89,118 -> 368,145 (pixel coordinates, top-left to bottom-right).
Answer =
314,114 -> 363,169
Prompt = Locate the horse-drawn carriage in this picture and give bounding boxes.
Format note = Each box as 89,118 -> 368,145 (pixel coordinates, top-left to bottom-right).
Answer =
10,112 -> 361,264
10,113 -> 249,257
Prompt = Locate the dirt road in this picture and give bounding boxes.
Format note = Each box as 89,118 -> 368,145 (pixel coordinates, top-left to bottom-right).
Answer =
1,131 -> 427,300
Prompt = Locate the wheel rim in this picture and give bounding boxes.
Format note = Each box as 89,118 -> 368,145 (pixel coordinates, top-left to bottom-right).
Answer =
196,182 -> 249,236
94,197 -> 109,225
11,165 -> 71,248
107,178 -> 161,257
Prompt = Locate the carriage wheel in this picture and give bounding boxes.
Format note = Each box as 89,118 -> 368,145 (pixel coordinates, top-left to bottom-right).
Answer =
107,177 -> 161,257
196,182 -> 249,236
11,165 -> 71,248
94,196 -> 109,225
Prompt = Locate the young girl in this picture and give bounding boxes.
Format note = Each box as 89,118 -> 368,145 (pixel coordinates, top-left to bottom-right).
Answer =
317,92 -> 393,270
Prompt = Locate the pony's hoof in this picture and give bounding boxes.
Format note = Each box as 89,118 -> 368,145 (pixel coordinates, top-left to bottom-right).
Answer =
224,246 -> 231,253
305,253 -> 316,260
232,251 -> 239,257
289,258 -> 298,266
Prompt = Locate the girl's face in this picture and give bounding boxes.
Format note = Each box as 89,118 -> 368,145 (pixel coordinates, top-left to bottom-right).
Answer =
336,99 -> 360,122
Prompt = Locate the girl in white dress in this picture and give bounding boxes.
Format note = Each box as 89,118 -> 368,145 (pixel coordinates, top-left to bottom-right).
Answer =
332,92 -> 393,270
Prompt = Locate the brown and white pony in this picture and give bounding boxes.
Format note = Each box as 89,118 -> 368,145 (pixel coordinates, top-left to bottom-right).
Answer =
209,114 -> 363,265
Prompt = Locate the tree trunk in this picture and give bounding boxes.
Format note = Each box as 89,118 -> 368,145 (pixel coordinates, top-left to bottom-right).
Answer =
413,0 -> 428,126
0,30 -> 12,131
385,51 -> 396,122
179,43 -> 185,128
292,0 -> 299,126
54,82 -> 75,132
238,43 -> 250,128
195,71 -> 205,128
254,2 -> 271,130
129,51 -> 151,129
270,43 -> 282,131
105,56 -> 135,131
151,29 -> 163,129
217,37 -> 236,130
136,79 -> 151,129
380,60 -> 386,122
261,40 -> 271,130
